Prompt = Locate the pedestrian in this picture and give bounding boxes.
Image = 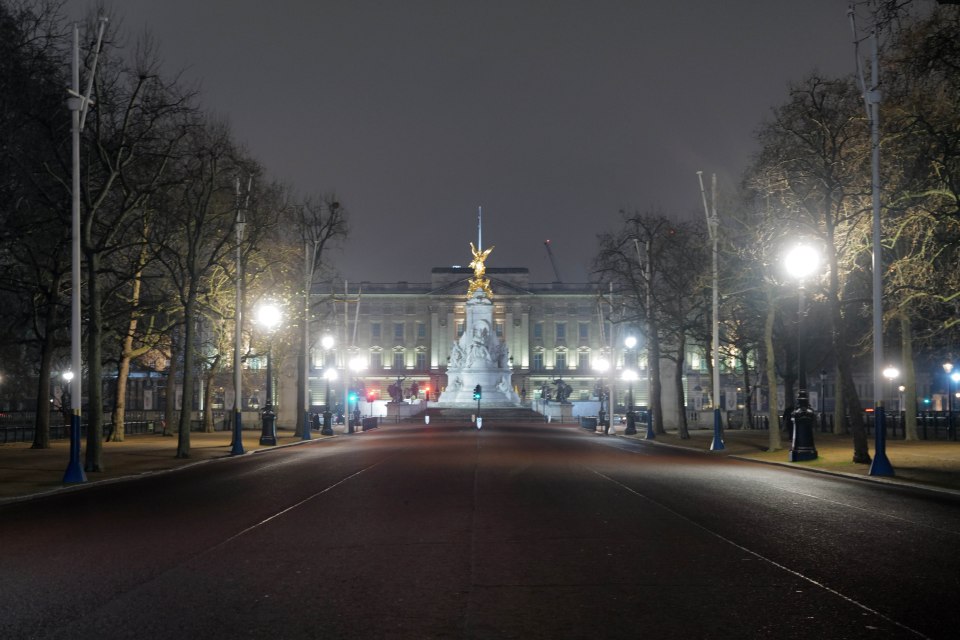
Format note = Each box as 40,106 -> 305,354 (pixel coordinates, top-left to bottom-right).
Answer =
311,412 -> 321,431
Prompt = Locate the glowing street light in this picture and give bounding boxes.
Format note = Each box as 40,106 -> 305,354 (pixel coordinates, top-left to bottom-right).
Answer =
348,355 -> 366,433
321,335 -> 336,435
256,304 -> 282,445
784,243 -> 820,462
593,358 -> 610,434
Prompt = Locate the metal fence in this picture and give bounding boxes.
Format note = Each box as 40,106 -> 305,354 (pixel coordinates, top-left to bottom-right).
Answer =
0,410 -> 223,444
746,410 -> 957,441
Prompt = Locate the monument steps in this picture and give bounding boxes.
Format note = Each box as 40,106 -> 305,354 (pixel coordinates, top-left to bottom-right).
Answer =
414,407 -> 545,422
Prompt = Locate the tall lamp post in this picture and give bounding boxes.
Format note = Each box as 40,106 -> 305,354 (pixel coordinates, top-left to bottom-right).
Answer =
698,171 -> 724,451
322,368 -> 337,436
594,358 -> 610,434
257,304 -> 281,445
321,335 -> 335,435
622,368 -> 638,435
944,363 -> 956,440
784,243 -> 819,462
63,18 -> 107,485
882,366 -> 899,446
623,336 -> 637,435
348,355 -> 366,433
231,177 -> 250,456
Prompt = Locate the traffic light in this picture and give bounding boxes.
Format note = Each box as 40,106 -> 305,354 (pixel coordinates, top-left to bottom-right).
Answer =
424,386 -> 431,400
473,384 -> 482,400
366,389 -> 376,402
348,389 -> 358,403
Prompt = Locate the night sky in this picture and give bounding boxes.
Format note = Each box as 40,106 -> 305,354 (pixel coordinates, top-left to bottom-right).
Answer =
72,1 -> 856,283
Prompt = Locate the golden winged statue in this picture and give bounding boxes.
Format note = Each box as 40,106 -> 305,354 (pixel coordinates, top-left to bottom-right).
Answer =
467,242 -> 495,298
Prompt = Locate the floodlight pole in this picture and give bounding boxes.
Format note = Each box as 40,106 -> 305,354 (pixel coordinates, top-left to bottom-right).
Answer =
64,18 -> 107,484
851,7 -> 893,475
698,172 -> 724,451
231,178 -> 250,456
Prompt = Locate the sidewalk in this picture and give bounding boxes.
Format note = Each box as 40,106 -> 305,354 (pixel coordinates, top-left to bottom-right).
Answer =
0,429 -> 333,504
620,426 -> 960,494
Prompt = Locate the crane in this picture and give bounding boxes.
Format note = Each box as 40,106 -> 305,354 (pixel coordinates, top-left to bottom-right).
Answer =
543,240 -> 563,283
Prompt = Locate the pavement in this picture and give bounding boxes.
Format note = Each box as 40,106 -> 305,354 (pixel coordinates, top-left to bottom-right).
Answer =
2,423 -> 960,504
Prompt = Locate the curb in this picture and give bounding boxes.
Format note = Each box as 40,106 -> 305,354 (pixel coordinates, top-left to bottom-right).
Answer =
618,432 -> 960,498
0,434 -> 335,507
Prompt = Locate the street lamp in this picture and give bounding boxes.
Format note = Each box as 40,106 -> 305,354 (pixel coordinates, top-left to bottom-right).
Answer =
784,243 -> 819,462
882,366 -> 899,443
622,369 -> 638,435
950,367 -> 960,441
257,304 -> 281,445
321,335 -> 335,435
943,363 -> 954,440
623,336 -> 638,435
594,358 -> 610,434
322,368 -> 337,436
348,355 -> 366,433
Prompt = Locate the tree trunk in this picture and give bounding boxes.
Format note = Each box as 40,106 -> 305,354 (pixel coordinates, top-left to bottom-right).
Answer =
900,311 -> 918,441
162,327 -> 180,437
84,250 -> 104,473
177,301 -> 196,457
649,316 -> 665,434
203,367 -> 215,432
764,286 -> 782,451
32,273 -> 61,449
109,250 -> 147,442
741,355 -> 754,430
833,363 -> 847,435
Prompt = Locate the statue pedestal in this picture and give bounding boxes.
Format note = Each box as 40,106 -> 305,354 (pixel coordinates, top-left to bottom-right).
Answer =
438,290 -> 519,407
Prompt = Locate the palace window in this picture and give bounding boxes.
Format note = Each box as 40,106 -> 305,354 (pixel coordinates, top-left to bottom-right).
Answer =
532,352 -> 544,371
555,351 -> 567,371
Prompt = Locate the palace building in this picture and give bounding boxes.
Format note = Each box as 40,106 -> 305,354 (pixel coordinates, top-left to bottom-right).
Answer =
289,265 -> 649,422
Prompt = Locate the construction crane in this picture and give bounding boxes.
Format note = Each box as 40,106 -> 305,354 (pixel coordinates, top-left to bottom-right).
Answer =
543,240 -> 563,283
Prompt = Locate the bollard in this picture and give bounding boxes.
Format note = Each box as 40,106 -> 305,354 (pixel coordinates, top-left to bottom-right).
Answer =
476,416 -> 482,430
425,415 -> 430,425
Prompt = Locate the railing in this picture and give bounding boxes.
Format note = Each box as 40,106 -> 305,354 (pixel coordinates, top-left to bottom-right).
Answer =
0,410 -> 231,444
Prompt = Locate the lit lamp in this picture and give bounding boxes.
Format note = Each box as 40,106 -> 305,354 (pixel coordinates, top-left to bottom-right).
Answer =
880,366 -> 899,450
784,243 -> 819,462
257,303 -> 281,445
950,366 -> 960,441
348,355 -> 366,433
593,358 -> 610,434
897,384 -> 905,420
622,368 -> 638,435
321,335 -> 335,435
61,371 -> 74,421
943,363 -> 955,441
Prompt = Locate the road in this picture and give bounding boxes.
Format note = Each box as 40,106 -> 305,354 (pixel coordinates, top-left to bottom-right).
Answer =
1,422 -> 958,639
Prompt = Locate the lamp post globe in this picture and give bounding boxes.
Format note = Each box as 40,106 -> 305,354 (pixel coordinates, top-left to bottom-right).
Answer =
784,243 -> 820,462
256,304 -> 281,446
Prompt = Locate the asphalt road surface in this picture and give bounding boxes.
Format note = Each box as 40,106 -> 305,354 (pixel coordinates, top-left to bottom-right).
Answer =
2,422 -> 958,639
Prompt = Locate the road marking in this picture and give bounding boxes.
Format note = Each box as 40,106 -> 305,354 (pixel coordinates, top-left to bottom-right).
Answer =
214,459 -> 387,550
592,468 -> 931,639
